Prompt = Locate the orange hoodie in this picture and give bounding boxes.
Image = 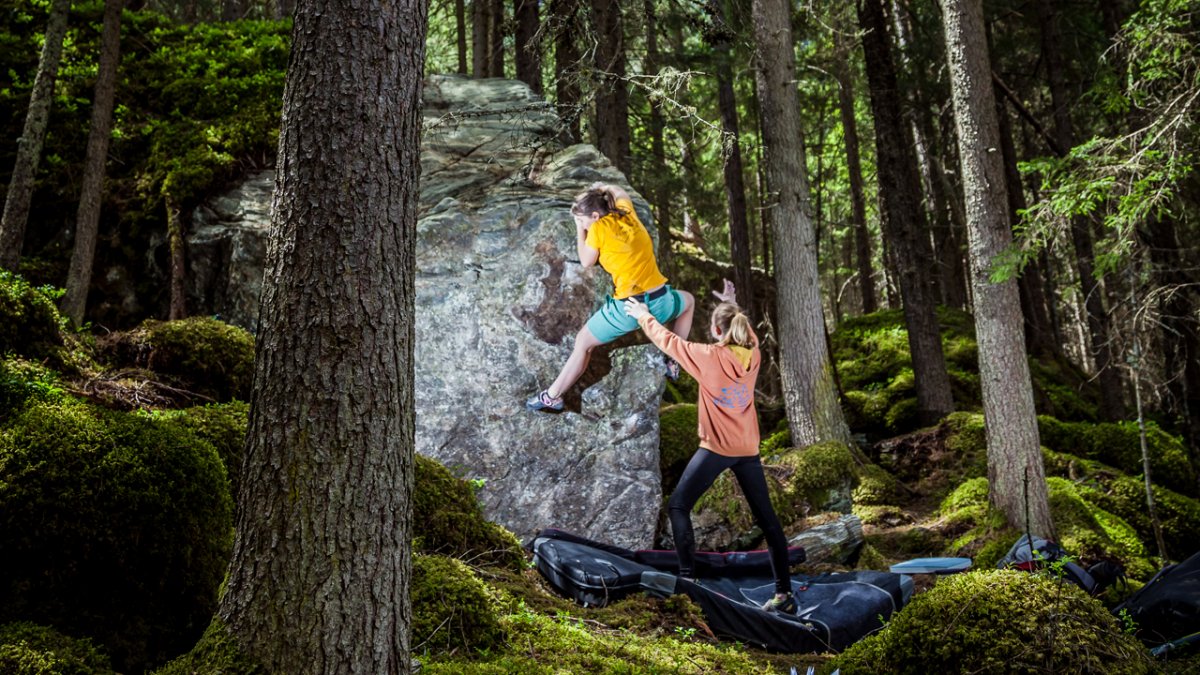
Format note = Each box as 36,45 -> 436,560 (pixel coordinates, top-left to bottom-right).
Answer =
637,314 -> 761,457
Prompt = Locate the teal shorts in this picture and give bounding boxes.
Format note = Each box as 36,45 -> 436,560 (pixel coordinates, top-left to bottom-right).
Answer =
587,285 -> 685,344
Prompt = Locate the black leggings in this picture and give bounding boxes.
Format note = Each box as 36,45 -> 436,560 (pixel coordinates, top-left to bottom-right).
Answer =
668,448 -> 791,594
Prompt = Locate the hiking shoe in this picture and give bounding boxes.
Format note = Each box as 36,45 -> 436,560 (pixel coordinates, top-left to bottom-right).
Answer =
526,390 -> 563,412
664,357 -> 681,381
760,592 -> 796,614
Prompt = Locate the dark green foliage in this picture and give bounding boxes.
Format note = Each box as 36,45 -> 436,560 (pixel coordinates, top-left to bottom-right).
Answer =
413,455 -> 525,570
658,403 -> 697,492
0,358 -> 65,419
1039,415 -> 1196,496
0,12 -> 289,326
412,554 -> 505,656
0,399 -> 234,672
151,619 -> 261,675
98,317 -> 255,402
0,622 -> 115,675
759,427 -> 791,457
834,570 -> 1152,674
160,401 -> 249,500
0,271 -> 66,362
832,309 -> 1102,437
662,370 -> 699,406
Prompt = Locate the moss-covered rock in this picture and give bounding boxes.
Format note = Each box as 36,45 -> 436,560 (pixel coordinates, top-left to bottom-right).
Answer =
1039,415 -> 1196,497
774,441 -> 858,514
0,358 -> 66,420
151,619 -> 261,675
0,622 -> 115,675
0,399 -> 234,672
852,462 -> 901,506
662,370 -> 699,406
834,570 -> 1152,674
159,401 -> 249,501
935,476 -> 1157,580
97,317 -> 255,402
413,455 -> 524,570
659,403 -> 698,492
412,554 -> 505,656
0,271 -> 67,360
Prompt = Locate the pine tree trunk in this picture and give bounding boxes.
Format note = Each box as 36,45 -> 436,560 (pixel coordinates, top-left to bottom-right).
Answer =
593,0 -> 631,176
514,0 -> 541,93
940,0 -> 1054,538
644,0 -> 670,269
0,0 -> 71,272
488,0 -> 504,77
472,0 -> 488,77
167,198 -> 187,321
216,0 -> 425,670
552,0 -> 580,141
1040,0 -> 1126,420
858,0 -> 954,425
833,32 -> 876,315
456,0 -> 468,74
995,86 -> 1056,358
753,0 -> 852,446
61,0 -> 122,327
710,0 -> 755,318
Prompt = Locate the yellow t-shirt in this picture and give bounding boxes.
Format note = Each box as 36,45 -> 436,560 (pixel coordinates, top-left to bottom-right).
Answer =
584,197 -> 668,299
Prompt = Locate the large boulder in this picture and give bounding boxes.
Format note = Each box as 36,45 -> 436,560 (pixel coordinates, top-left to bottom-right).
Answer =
186,76 -> 665,547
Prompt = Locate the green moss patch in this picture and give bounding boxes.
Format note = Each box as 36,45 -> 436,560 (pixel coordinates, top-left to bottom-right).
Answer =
0,399 -> 234,672
1039,415 -> 1196,497
157,401 -> 249,501
97,317 -> 255,403
659,404 -> 698,492
834,570 -> 1152,674
413,554 -> 505,656
413,455 -> 524,570
0,622 -> 115,675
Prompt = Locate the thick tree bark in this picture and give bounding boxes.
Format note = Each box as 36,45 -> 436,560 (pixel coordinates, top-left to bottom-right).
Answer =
514,0 -> 541,93
61,0 -> 122,327
832,32 -> 876,315
941,0 -> 1054,539
456,0 -> 468,74
472,0 -> 488,77
709,0 -> 755,318
216,0 -> 426,671
858,0 -> 954,425
644,0 -> 670,269
167,198 -> 187,321
552,0 -> 581,141
752,0 -> 853,446
0,0 -> 71,272
593,0 -> 631,176
1040,0 -> 1127,420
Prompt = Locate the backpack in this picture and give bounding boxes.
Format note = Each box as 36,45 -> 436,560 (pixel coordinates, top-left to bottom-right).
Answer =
996,534 -> 1100,594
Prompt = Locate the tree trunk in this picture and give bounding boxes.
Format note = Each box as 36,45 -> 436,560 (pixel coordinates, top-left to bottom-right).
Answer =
456,0 -> 468,74
472,0 -> 488,77
0,0 -> 71,272
752,0 -> 853,446
593,0 -> 631,176
61,0 -> 122,327
514,0 -> 541,93
216,0 -> 425,670
552,0 -> 581,141
709,0 -> 755,318
995,86 -> 1056,358
940,0 -> 1054,539
167,198 -> 187,321
858,0 -> 954,425
833,31 -> 876,315
1039,0 -> 1127,420
644,0 -> 670,269
488,0 -> 504,77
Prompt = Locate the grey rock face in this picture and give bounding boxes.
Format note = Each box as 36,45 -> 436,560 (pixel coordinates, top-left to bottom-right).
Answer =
189,75 -> 666,548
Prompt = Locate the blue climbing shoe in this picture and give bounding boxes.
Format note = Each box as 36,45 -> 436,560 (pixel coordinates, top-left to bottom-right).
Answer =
526,390 -> 563,412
